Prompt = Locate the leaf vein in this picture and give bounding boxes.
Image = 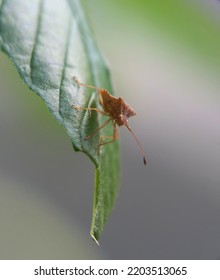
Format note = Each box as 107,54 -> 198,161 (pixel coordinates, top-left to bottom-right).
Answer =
58,17 -> 72,104
67,0 -> 100,153
30,0 -> 44,83
0,0 -> 5,15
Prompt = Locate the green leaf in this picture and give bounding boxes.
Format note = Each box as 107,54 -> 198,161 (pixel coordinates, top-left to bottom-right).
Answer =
0,0 -> 120,243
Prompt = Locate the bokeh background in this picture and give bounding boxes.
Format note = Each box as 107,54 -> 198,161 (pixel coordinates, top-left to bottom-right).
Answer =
0,0 -> 220,259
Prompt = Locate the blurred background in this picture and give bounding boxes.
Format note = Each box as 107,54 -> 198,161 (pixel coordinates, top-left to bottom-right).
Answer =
0,0 -> 220,259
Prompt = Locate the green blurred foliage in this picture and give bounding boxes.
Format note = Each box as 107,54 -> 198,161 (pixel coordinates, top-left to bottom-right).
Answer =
83,0 -> 220,70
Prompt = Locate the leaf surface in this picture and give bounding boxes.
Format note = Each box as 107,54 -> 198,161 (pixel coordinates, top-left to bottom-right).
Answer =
0,0 -> 120,242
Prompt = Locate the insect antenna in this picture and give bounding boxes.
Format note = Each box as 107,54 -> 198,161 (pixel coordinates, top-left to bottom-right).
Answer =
125,124 -> 147,165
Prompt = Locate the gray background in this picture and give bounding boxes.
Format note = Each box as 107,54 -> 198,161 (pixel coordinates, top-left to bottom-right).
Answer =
0,0 -> 220,259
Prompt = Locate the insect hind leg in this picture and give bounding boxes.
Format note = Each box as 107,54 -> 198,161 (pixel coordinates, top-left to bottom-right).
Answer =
98,122 -> 118,155
84,118 -> 112,142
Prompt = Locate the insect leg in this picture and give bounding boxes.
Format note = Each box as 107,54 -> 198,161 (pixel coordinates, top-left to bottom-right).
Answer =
98,121 -> 118,155
84,118 -> 113,141
73,76 -> 101,94
71,105 -> 109,116
72,77 -> 106,112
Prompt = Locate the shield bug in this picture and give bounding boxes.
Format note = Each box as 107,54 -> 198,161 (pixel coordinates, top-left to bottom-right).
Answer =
71,77 -> 147,165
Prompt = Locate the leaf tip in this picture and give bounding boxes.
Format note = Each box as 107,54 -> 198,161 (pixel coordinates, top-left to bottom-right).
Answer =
91,233 -> 100,246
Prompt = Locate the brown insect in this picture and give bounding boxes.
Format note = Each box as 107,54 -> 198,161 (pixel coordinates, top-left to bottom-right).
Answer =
71,76 -> 147,165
